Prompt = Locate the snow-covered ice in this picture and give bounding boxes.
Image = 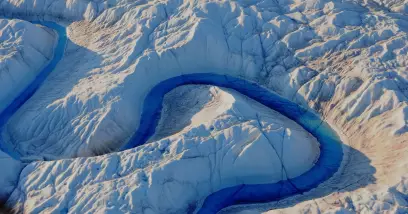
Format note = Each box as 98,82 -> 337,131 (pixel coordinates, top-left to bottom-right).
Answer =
7,85 -> 320,213
0,18 -> 57,201
0,19 -> 55,113
0,0 -> 407,213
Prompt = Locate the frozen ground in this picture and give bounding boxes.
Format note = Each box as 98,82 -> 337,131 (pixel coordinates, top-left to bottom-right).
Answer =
0,0 -> 407,213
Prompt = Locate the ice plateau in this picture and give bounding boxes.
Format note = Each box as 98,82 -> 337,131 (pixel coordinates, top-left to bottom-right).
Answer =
0,0 -> 407,213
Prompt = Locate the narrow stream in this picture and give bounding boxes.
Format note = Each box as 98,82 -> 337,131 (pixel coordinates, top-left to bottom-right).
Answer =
0,21 -> 67,159
123,73 -> 343,213
0,21 -> 343,213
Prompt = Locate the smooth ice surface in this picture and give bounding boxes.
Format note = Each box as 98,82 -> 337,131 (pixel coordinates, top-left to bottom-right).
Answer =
0,149 -> 22,200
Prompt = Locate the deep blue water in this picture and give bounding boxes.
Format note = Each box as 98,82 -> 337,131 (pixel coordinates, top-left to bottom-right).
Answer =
0,22 -> 343,213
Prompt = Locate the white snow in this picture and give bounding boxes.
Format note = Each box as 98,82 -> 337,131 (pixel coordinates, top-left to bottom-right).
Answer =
7,85 -> 319,213
0,0 -> 407,213
0,18 -> 55,113
0,18 -> 56,201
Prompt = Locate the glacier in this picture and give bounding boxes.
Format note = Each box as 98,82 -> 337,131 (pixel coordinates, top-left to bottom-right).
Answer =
0,0 -> 408,213
7,84 -> 330,213
0,19 -> 56,200
0,21 -> 343,213
0,19 -> 55,115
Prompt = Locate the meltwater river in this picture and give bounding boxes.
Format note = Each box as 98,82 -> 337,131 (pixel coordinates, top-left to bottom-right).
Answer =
0,21 -> 343,213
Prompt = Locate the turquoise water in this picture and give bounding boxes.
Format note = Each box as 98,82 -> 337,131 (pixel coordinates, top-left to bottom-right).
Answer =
0,22 -> 343,213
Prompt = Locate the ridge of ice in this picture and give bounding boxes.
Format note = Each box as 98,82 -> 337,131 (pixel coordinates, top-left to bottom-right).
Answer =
0,0 -> 407,213
0,19 -> 55,113
7,85 -> 320,213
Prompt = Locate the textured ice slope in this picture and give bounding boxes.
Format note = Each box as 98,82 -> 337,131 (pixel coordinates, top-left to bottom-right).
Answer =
0,0 -> 406,162
8,85 -> 320,213
0,19 -> 55,113
0,18 -> 56,201
1,0 -> 408,213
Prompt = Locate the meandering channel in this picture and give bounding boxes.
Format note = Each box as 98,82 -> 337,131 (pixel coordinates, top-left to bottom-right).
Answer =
0,21 -> 343,213
124,73 -> 343,213
0,21 -> 67,159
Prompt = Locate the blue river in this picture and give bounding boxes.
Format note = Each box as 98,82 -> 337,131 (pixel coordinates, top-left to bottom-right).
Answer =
123,73 -> 343,213
0,22 -> 343,213
0,22 -> 67,159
